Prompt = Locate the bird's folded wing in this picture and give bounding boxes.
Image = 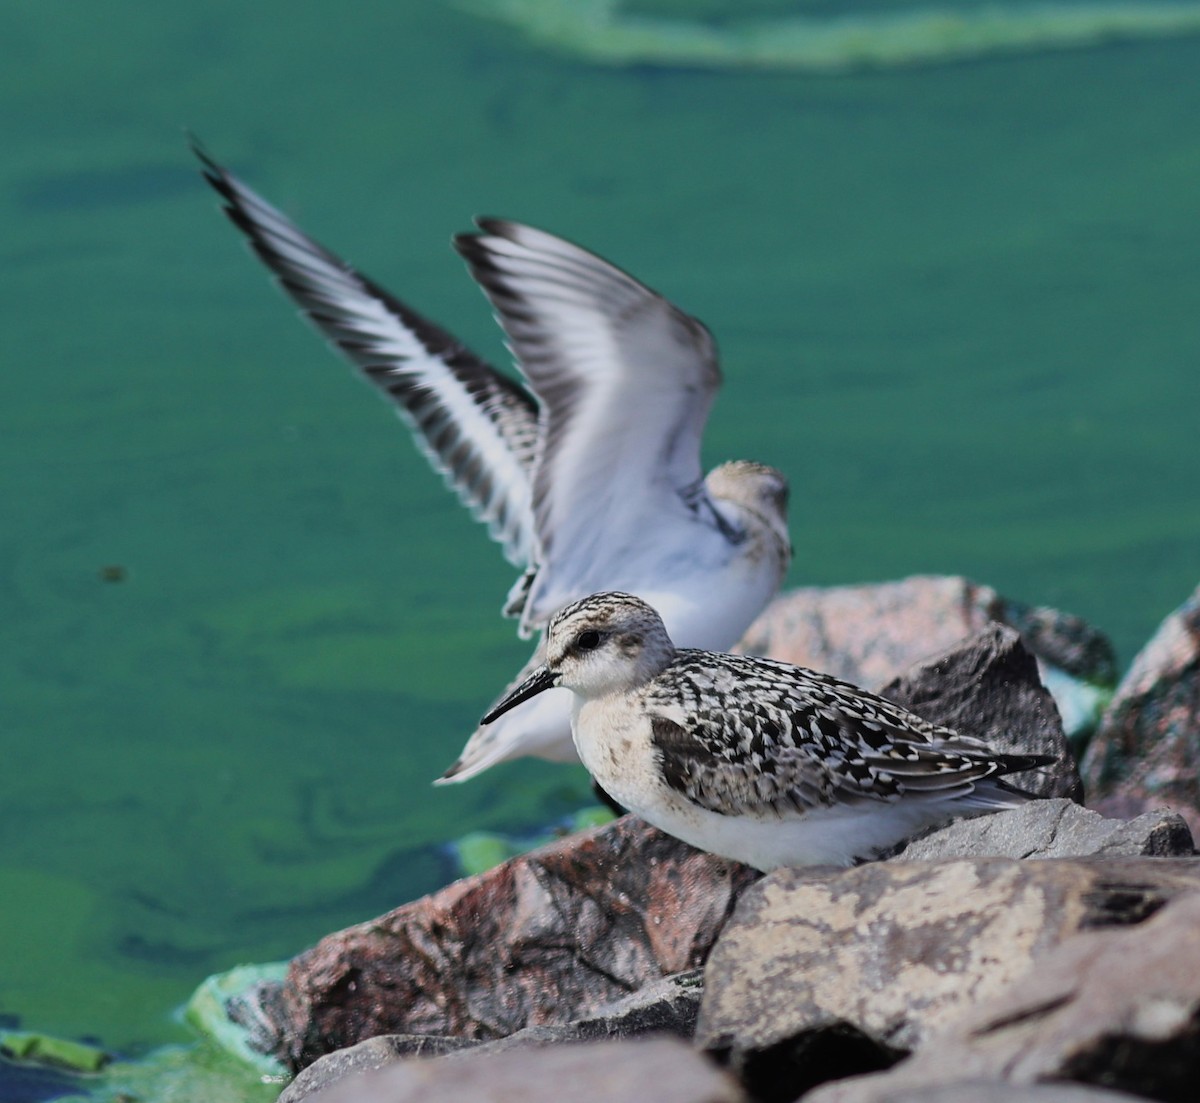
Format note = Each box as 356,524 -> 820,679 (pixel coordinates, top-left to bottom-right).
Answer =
650,664 -> 1041,817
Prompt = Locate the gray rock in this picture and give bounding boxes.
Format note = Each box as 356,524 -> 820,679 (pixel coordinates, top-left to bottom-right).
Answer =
805,892 -> 1200,1103
696,858 -> 1200,1101
892,798 -> 1194,862
1083,582 -> 1200,837
878,623 -> 1081,801
303,1037 -> 745,1103
804,1080 -> 1147,1102
280,1036 -> 473,1103
806,1084 -> 1142,1103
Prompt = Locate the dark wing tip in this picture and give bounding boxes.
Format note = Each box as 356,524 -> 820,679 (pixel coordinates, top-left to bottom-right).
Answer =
996,752 -> 1057,776
452,218 -> 513,260
473,216 -> 517,236
189,139 -> 253,228
188,133 -> 232,193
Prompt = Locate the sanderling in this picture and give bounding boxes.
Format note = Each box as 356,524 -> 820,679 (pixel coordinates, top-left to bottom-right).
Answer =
197,147 -> 792,783
482,592 -> 1055,869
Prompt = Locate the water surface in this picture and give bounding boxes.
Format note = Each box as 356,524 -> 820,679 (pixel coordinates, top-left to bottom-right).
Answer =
2,0 -> 1198,1055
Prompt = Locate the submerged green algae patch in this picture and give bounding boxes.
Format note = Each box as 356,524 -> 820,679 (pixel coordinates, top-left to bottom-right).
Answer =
0,1033 -> 282,1103
463,0 -> 1200,70
74,1042 -> 285,1103
449,805 -> 617,876
183,962 -> 290,1079
0,1031 -> 110,1074
200,583 -> 518,700
0,963 -> 292,1102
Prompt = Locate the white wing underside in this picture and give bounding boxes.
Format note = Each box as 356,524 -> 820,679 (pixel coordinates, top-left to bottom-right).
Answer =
456,220 -> 724,630
197,146 -> 539,570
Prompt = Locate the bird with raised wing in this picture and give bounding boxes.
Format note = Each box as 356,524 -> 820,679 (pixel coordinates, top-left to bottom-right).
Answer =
197,147 -> 792,784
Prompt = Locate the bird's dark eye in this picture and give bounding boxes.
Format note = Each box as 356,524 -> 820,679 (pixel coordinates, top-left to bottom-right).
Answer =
576,630 -> 602,651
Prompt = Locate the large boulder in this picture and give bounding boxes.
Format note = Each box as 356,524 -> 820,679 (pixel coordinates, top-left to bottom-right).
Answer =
695,858 -> 1200,1100
273,815 -> 757,1070
1082,583 -> 1200,835
877,622 -> 1080,801
740,576 -> 1116,693
807,891 -> 1200,1103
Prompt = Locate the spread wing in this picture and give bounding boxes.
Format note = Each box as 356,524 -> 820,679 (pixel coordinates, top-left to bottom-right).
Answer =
650,653 -> 1052,817
455,220 -> 722,624
196,144 -> 539,568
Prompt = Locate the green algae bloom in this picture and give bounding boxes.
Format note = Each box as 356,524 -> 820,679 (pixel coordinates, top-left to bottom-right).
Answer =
463,0 -> 1200,71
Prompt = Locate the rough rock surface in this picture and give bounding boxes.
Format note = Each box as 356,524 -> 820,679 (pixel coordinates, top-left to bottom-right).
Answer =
740,575 -> 1116,690
695,858 -> 1200,1100
1082,582 -> 1200,835
877,623 -> 1081,800
806,891 -> 1200,1103
892,798 -> 1194,862
279,972 -> 706,1103
807,1085 -> 1147,1103
279,1036 -> 474,1103
301,1037 -> 745,1103
274,815 -> 757,1070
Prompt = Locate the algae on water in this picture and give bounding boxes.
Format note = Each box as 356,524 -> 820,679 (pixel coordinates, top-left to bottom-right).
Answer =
462,0 -> 1200,71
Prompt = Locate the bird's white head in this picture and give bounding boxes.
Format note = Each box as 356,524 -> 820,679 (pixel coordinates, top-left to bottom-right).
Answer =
481,592 -> 676,724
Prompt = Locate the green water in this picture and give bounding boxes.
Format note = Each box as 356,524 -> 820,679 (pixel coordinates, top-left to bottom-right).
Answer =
3,0 -> 1199,1066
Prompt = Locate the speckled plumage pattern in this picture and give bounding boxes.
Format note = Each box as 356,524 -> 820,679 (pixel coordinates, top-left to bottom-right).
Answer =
483,592 -> 1055,870
647,651 -> 1037,814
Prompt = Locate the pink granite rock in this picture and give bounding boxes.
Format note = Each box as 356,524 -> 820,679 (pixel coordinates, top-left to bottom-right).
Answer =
739,576 -> 1115,690
277,816 -> 757,1070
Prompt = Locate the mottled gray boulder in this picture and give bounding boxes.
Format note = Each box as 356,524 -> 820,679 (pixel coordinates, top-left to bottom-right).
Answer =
806,892 -> 1200,1103
1083,582 -> 1200,836
274,816 -> 757,1070
302,1037 -> 745,1103
893,798 -> 1193,862
696,858 -> 1200,1101
739,577 -> 1116,742
878,622 -> 1081,801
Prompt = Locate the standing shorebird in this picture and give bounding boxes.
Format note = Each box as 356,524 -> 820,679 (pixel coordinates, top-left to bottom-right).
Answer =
197,148 -> 792,783
482,592 -> 1054,869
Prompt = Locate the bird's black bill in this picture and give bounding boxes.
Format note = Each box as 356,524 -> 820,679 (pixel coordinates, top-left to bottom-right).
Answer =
480,666 -> 559,725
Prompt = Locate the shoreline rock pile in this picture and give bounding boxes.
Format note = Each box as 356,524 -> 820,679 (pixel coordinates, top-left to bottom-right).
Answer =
230,576 -> 1199,1103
